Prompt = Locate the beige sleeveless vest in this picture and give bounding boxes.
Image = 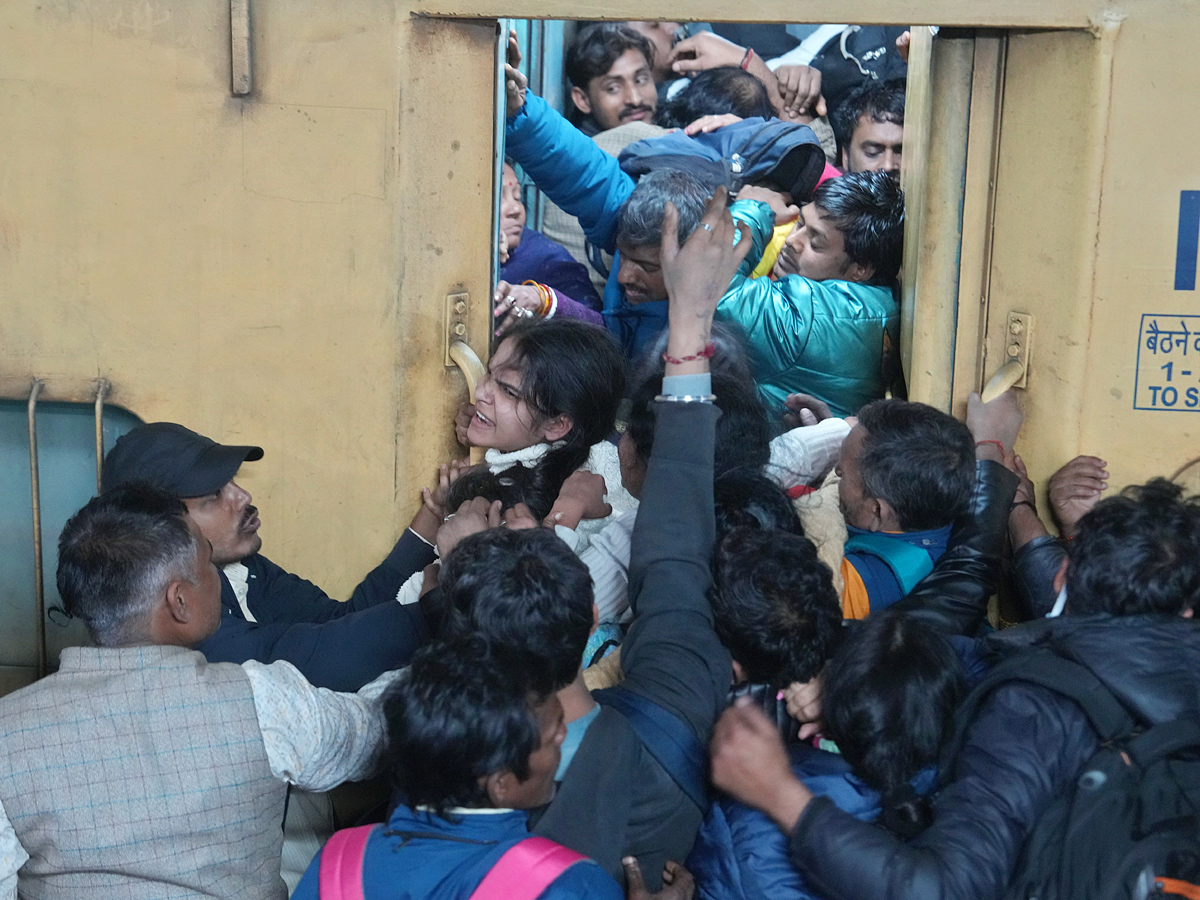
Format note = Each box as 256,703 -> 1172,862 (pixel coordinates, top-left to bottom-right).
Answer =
0,645 -> 287,899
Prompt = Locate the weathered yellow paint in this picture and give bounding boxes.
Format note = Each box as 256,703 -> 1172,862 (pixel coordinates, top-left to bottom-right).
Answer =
1,2 -> 495,597
5,0 -> 1200,598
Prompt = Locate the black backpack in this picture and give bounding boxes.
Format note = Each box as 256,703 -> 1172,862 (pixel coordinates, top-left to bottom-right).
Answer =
941,649 -> 1200,900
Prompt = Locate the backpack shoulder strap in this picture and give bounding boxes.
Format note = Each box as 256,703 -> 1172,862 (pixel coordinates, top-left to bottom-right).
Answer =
594,686 -> 708,811
843,532 -> 936,595
317,824 -> 377,900
940,649 -> 1138,775
468,836 -> 588,900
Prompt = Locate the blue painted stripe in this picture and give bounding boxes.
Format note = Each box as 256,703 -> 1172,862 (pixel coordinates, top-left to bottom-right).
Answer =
1175,191 -> 1200,290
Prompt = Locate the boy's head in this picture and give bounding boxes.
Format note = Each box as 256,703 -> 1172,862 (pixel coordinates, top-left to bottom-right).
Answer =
440,528 -> 594,694
384,636 -> 566,817
621,323 -> 771,498
771,170 -> 905,286
837,399 -> 975,533
566,23 -> 657,132
654,66 -> 774,129
711,528 -> 842,688
833,79 -> 906,180
1066,478 -> 1200,617
822,611 -> 965,836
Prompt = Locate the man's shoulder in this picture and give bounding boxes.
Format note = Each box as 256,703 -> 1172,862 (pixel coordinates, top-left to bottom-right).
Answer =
785,276 -> 897,313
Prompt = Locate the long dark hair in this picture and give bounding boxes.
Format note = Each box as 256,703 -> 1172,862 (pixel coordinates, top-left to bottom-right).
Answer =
822,612 -> 966,838
489,320 -> 625,520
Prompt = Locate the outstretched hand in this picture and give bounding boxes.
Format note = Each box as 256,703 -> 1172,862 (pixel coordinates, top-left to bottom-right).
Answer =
660,186 -> 750,360
504,30 -> 528,117
1048,455 -> 1109,538
710,698 -> 811,832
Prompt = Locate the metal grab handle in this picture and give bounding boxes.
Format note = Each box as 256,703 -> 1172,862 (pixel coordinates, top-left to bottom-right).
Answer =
448,340 -> 487,465
27,379 -> 47,679
981,360 -> 1025,403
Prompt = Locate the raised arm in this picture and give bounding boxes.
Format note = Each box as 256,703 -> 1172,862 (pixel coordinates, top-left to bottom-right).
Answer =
620,187 -> 750,736
504,47 -> 634,253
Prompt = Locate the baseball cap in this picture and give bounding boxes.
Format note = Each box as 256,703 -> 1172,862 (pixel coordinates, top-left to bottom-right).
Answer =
102,422 -> 264,498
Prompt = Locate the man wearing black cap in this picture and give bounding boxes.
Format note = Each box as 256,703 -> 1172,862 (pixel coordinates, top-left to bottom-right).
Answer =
102,422 -> 435,692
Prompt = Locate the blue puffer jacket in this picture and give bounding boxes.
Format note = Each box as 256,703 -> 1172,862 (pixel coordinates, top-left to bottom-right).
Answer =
688,744 -> 936,900
506,93 -> 667,358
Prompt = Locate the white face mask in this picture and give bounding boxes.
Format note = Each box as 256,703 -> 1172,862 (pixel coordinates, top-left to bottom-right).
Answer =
1047,583 -> 1068,618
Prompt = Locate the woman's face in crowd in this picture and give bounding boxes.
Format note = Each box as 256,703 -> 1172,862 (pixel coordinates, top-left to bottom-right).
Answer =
500,164 -> 526,252
468,338 -> 549,452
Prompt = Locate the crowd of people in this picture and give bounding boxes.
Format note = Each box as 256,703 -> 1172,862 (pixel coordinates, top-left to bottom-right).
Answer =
1,19 -> 1197,900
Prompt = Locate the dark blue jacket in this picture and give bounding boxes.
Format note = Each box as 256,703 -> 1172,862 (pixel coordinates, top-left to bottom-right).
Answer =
293,805 -> 621,900
689,744 -> 936,900
197,530 -> 434,691
786,615 -> 1200,900
501,227 -> 602,312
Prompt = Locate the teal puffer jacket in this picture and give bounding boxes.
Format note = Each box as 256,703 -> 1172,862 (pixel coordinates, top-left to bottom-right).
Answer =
716,200 -> 899,418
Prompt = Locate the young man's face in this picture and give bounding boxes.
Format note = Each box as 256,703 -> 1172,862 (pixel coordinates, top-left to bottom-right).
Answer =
615,241 -> 667,304
772,203 -> 865,283
183,480 -> 262,566
571,48 -> 657,131
841,115 -> 904,180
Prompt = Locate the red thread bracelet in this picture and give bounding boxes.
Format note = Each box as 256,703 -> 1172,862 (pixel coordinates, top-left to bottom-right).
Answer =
662,342 -> 716,365
740,48 -> 755,70
975,439 -> 1005,454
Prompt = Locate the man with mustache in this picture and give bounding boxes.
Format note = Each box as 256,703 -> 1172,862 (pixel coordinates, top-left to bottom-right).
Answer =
101,422 -> 432,691
566,24 -> 658,136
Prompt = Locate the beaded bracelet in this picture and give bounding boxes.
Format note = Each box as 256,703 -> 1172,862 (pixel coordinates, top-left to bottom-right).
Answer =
662,342 -> 716,365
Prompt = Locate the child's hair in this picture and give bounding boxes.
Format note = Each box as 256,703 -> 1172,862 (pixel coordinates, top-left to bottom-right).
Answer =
710,527 -> 841,688
821,612 -> 966,838
383,634 -> 545,819
492,320 -> 626,519
625,323 -> 772,475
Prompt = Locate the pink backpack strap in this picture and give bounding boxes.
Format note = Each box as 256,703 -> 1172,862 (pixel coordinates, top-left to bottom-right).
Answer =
317,824 -> 377,900
467,836 -> 589,900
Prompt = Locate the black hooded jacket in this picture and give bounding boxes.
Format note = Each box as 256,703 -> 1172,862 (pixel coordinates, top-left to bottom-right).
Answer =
785,613 -> 1200,900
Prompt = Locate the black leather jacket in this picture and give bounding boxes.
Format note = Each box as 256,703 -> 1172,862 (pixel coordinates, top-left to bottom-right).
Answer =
786,613 -> 1200,900
890,459 -> 1018,636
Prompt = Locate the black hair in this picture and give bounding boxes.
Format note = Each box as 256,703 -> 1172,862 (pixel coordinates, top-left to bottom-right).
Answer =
831,78 -> 906,159
855,399 -> 975,531
654,67 -> 774,129
811,170 -> 905,285
383,635 -> 544,819
445,468 -> 528,519
625,323 -> 772,475
822,612 -> 965,839
56,483 -> 199,645
1067,478 -> 1200,616
566,23 -> 655,90
616,168 -> 712,250
710,528 -> 841,687
490,319 -> 625,521
714,469 -> 804,541
440,528 -> 594,694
